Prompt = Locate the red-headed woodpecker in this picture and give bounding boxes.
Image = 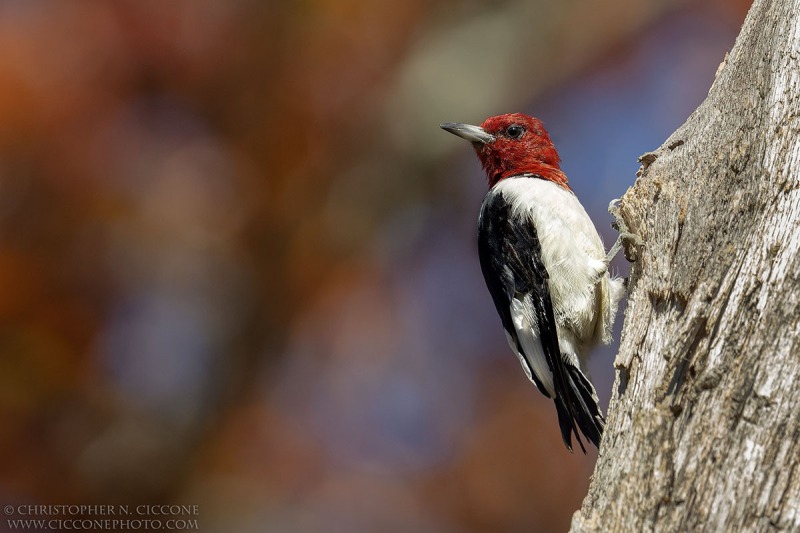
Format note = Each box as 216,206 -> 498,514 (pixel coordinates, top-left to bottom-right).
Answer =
441,113 -> 632,452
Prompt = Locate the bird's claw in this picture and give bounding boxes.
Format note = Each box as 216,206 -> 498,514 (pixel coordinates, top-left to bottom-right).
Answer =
608,198 -> 624,231
606,198 -> 643,263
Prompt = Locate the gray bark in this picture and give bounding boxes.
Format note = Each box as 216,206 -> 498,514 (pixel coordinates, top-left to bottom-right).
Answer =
571,0 -> 800,531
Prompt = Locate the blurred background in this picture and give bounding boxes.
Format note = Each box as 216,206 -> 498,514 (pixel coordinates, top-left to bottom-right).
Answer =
0,1 -> 751,531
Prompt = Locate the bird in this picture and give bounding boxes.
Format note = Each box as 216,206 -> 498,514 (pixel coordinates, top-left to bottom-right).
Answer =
441,113 -> 633,452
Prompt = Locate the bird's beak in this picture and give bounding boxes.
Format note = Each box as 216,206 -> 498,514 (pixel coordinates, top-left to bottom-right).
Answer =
440,122 -> 495,144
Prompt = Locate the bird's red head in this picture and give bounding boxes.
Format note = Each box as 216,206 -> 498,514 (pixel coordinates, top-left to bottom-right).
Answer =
441,113 -> 568,189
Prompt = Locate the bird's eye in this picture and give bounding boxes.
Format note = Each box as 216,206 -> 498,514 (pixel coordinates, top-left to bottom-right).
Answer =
506,125 -> 525,139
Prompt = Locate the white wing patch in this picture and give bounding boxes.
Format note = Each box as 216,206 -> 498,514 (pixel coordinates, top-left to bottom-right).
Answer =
509,296 -> 555,397
504,331 -> 532,381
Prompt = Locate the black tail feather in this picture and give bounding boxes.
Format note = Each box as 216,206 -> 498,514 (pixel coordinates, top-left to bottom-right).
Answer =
554,364 -> 605,452
555,397 -> 584,453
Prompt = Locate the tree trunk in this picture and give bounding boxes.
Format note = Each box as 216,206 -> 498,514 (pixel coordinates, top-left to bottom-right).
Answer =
571,0 -> 800,530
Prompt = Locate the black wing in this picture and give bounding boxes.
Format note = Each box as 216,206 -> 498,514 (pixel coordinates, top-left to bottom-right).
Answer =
477,190 -> 604,452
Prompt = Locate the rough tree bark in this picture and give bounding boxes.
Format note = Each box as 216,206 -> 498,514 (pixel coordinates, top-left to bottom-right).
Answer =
571,0 -> 800,531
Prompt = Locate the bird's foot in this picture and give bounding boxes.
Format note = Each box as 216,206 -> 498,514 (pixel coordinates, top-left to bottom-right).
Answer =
607,199 -> 643,263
